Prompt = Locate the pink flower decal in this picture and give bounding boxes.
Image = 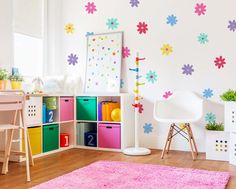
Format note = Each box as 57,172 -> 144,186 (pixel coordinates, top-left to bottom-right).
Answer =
195,3 -> 206,16
85,2 -> 97,14
214,56 -> 226,69
137,22 -> 148,34
122,47 -> 131,58
163,91 -> 173,99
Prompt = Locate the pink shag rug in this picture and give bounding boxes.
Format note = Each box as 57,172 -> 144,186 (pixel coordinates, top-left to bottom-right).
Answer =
31,161 -> 230,189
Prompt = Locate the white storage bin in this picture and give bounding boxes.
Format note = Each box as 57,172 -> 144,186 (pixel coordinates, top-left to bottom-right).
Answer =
25,97 -> 42,126
230,132 -> 236,165
206,131 -> 229,161
224,102 -> 236,132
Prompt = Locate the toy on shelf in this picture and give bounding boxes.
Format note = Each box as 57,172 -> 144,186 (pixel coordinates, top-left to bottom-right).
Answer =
111,108 -> 121,122
32,77 -> 44,94
123,52 -> 151,156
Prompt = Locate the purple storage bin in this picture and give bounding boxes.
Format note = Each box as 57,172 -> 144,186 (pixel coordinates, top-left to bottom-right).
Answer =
98,102 -> 102,121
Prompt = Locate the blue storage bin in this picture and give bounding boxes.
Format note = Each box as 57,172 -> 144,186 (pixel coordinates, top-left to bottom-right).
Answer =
84,131 -> 97,147
46,109 -> 54,123
42,103 -> 47,123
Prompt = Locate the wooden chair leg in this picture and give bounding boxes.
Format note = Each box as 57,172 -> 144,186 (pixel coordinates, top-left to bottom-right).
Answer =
188,125 -> 198,155
161,124 -> 173,159
27,131 -> 34,166
167,125 -> 174,154
21,110 -> 31,182
186,124 -> 196,160
2,129 -> 14,174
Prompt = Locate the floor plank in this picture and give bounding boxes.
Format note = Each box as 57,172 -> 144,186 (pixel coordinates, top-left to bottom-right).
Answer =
0,149 -> 235,189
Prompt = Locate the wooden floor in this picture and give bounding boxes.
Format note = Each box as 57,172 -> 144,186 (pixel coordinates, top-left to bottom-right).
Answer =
0,149 -> 236,189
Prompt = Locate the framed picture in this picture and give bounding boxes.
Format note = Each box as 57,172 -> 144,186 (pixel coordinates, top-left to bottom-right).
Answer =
84,32 -> 123,94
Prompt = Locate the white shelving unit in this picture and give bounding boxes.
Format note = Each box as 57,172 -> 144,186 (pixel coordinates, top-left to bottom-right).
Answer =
0,93 -> 134,162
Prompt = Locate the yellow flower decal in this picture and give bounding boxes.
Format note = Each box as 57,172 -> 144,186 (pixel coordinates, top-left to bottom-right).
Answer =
160,44 -> 173,55
65,23 -> 75,34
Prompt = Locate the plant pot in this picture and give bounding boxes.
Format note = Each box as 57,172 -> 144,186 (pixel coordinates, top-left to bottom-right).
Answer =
0,80 -> 7,90
224,101 -> 236,132
205,130 -> 229,161
11,81 -> 22,90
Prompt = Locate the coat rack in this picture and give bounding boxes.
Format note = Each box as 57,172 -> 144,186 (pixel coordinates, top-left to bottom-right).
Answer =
123,52 -> 151,156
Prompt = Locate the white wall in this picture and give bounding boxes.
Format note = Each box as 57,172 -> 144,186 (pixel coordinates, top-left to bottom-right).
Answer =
0,0 -> 13,71
58,0 -> 236,152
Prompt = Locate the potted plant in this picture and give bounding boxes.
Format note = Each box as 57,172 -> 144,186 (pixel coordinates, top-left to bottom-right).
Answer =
8,74 -> 24,90
0,68 -> 9,90
205,122 -> 229,161
220,89 -> 236,132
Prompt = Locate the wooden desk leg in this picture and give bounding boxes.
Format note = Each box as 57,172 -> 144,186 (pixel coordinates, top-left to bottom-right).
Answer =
2,129 -> 14,174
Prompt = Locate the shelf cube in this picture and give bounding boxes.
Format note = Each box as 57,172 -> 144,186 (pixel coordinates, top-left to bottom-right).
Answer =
224,102 -> 236,132
205,131 -> 229,161
60,97 -> 74,121
25,97 -> 42,125
98,123 -> 121,149
43,124 -> 59,152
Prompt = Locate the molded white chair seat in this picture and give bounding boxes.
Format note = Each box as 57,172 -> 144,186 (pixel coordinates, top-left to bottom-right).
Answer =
153,91 -> 203,160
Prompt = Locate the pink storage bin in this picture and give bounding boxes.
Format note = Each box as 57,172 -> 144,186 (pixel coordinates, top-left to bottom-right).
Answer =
98,123 -> 121,149
60,97 -> 74,121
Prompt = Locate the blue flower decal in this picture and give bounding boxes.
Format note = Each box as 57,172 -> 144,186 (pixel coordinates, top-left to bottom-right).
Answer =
205,113 -> 216,123
198,33 -> 209,44
143,123 -> 153,134
203,88 -> 213,99
106,18 -> 119,30
86,32 -> 94,37
146,71 -> 157,83
120,79 -> 124,88
166,15 -> 178,26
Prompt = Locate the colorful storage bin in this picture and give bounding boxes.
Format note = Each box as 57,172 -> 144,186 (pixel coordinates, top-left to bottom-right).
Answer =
44,97 -> 57,110
22,126 -> 42,155
60,133 -> 70,147
101,102 -> 120,121
98,123 -> 121,149
43,124 -> 59,152
42,103 -> 47,123
85,131 -> 97,147
60,97 -> 74,121
76,97 -> 97,121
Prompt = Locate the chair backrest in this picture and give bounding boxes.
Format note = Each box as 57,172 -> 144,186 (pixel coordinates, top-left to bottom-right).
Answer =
153,91 -> 203,123
167,91 -> 203,119
0,90 -> 25,111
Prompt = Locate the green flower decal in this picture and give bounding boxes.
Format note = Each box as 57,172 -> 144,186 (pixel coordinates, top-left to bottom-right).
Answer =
106,18 -> 119,30
198,33 -> 209,44
146,71 -> 157,84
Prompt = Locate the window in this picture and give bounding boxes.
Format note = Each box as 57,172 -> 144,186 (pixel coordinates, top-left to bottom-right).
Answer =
13,0 -> 45,77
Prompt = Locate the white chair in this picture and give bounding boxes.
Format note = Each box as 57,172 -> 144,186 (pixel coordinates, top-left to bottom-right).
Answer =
0,90 -> 34,181
153,91 -> 203,160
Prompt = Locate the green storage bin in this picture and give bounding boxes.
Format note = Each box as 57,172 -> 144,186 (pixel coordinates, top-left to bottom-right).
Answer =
43,124 -> 59,152
76,97 -> 97,121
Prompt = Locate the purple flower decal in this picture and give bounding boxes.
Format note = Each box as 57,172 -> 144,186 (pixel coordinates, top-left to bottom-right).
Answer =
130,0 -> 140,7
228,20 -> 236,32
67,53 -> 78,66
182,64 -> 194,75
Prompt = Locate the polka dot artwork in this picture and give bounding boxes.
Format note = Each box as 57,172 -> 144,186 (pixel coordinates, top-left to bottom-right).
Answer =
85,32 -> 123,93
